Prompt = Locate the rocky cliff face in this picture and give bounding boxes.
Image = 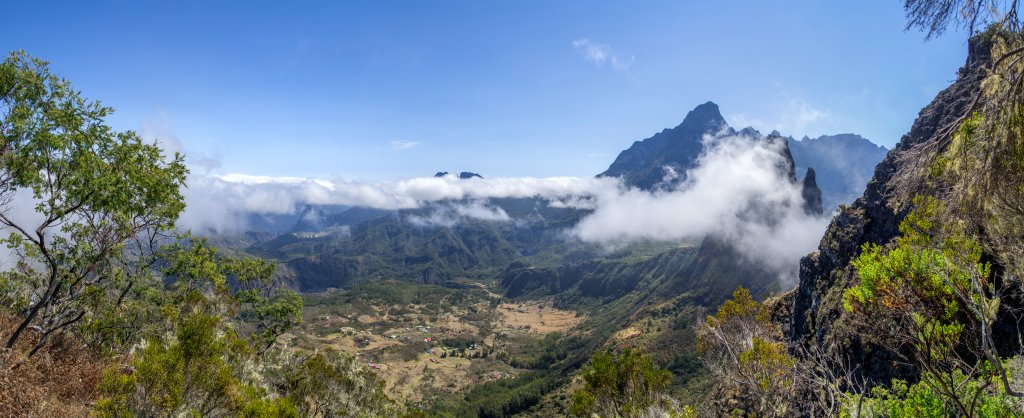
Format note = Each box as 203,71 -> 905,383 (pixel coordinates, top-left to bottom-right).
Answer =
788,33 -> 1007,384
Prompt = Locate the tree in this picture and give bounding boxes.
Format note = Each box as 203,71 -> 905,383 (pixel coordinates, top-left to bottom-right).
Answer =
227,255 -> 303,353
569,348 -> 673,417
94,237 -> 307,418
273,351 -> 402,417
696,287 -> 799,417
904,0 -> 1022,39
0,51 -> 187,359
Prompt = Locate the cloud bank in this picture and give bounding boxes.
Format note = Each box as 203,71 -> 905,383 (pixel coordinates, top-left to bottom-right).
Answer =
570,134 -> 828,274
178,133 -> 828,279
179,173 -> 619,233
407,200 -> 512,228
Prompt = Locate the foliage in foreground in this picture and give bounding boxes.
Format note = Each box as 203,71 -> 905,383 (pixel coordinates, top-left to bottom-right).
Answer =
695,287 -> 798,417
90,237 -> 410,417
569,348 -> 675,417
0,50 -> 407,417
842,196 -> 1020,416
0,49 -> 188,360
844,374 -> 1017,418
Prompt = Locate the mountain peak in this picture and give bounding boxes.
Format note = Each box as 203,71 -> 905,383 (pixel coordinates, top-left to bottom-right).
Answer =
600,101 -> 731,189
679,101 -> 725,131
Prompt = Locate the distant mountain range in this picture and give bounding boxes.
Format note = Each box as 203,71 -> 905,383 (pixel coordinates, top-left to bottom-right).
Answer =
210,101 -> 887,297
600,101 -> 886,212
233,103 -> 885,239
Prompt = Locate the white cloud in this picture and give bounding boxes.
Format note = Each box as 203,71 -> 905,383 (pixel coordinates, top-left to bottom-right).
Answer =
178,133 -> 828,281
407,200 -> 511,228
572,38 -> 634,71
178,173 -> 620,232
789,100 -> 827,132
139,111 -> 221,173
570,133 -> 828,280
389,140 -> 421,150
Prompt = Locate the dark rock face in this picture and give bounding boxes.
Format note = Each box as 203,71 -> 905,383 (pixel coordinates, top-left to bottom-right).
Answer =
801,168 -> 824,216
600,101 -> 727,190
767,132 -> 798,183
788,134 -> 888,212
788,33 -> 997,385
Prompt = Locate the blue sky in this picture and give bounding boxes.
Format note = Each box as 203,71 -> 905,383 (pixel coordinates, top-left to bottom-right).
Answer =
2,1 -> 968,180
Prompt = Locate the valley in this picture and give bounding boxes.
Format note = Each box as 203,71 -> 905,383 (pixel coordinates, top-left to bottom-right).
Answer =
291,282 -> 582,404
195,100 -> 885,414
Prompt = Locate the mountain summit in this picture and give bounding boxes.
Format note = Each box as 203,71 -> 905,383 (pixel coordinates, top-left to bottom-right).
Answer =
600,101 -> 727,189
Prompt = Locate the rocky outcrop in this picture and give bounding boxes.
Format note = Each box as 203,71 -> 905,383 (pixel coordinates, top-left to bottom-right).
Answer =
801,168 -> 823,216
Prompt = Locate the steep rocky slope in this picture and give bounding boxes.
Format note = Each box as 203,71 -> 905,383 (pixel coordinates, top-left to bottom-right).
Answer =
788,33 -> 1023,384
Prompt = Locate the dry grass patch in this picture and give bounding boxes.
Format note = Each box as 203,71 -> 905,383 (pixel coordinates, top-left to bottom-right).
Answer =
496,302 -> 581,334
0,312 -> 109,418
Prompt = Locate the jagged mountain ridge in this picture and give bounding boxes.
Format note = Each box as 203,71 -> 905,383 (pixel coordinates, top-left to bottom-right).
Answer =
599,101 -> 884,211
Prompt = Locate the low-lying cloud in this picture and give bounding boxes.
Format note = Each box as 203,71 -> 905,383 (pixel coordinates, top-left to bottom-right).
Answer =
178,133 -> 828,278
407,200 -> 511,228
570,134 -> 828,274
179,173 -> 618,233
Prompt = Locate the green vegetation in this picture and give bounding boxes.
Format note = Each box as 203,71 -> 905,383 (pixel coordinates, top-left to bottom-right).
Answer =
445,371 -> 560,418
92,236 -> 307,417
569,348 -> 673,417
845,374 -> 1016,418
0,51 -> 410,417
275,351 -> 406,417
842,197 -> 1018,416
696,288 -> 798,417
0,50 -> 187,359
